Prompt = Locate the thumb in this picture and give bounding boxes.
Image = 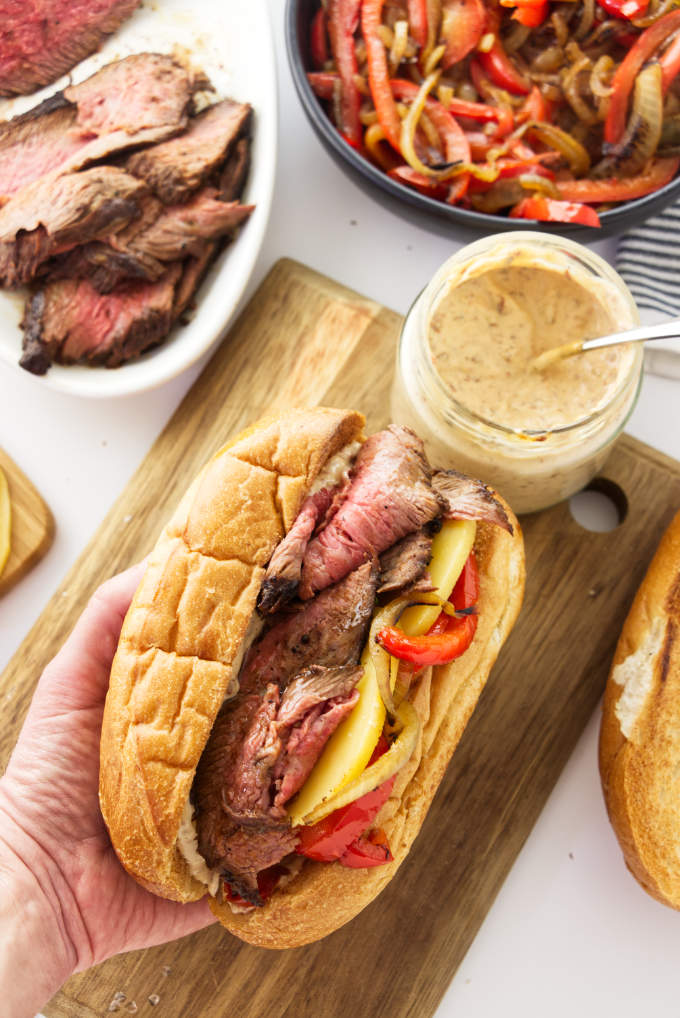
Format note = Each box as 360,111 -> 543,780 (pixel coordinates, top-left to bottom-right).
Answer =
34,560 -> 147,717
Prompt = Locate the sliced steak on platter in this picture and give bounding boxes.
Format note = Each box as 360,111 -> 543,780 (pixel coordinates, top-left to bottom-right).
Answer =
20,263 -> 182,374
0,53 -> 199,202
0,166 -> 146,287
126,98 -> 252,204
220,136 -> 251,202
172,242 -> 218,318
0,0 -> 141,97
0,95 -> 84,202
50,189 -> 254,291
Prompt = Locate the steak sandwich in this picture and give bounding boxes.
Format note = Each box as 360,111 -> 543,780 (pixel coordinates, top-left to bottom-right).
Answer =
99,407 -> 525,948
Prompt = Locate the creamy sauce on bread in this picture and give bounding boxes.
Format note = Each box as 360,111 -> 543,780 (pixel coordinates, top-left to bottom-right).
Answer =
308,440 -> 362,494
177,802 -> 220,896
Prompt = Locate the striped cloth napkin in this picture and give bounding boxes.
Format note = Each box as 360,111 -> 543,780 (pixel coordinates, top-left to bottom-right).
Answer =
617,204 -> 680,380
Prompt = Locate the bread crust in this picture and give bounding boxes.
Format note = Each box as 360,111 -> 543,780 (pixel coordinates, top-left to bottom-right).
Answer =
99,408 -> 525,944
599,510 -> 680,910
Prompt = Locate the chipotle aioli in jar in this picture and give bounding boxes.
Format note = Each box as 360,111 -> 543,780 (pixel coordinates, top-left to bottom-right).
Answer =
391,233 -> 642,515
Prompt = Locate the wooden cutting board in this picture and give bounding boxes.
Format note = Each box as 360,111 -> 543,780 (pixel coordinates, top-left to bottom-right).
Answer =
1,259 -> 679,1018
0,447 -> 54,596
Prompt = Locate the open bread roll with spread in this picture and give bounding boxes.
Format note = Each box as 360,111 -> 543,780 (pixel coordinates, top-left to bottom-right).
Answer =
599,511 -> 680,910
100,407 -> 525,948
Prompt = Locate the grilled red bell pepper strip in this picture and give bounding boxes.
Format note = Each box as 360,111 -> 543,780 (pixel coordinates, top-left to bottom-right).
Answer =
297,737 -> 394,864
339,828 -> 394,867
597,0 -> 649,19
605,9 -> 680,144
297,778 -> 396,862
509,195 -> 601,226
390,78 -> 471,162
363,0 -> 403,151
447,174 -> 470,202
518,85 -> 551,123
377,552 -> 479,667
327,0 -> 363,148
439,94 -> 514,136
223,863 -> 289,908
660,32 -> 680,94
307,70 -> 340,100
477,38 -> 531,95
310,7 -> 330,68
408,0 -> 429,47
556,156 -> 680,203
513,2 -> 549,26
500,0 -> 549,27
388,165 -> 451,197
440,0 -> 487,68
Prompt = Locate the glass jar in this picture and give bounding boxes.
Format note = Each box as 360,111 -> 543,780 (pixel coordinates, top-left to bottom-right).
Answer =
391,232 -> 643,515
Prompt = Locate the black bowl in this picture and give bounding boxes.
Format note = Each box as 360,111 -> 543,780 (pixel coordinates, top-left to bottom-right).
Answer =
285,0 -> 680,241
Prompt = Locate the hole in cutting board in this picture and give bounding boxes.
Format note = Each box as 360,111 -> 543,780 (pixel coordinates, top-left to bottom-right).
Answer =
569,478 -> 628,532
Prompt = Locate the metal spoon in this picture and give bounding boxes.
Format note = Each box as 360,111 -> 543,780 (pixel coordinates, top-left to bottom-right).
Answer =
532,317 -> 680,372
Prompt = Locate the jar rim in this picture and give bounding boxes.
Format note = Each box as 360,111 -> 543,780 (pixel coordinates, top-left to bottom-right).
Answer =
408,231 -> 643,441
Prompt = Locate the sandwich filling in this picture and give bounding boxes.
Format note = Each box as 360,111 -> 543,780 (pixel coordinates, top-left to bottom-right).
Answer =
180,426 -> 512,908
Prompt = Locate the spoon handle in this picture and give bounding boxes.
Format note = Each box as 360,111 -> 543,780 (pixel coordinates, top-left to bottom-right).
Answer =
582,317 -> 680,351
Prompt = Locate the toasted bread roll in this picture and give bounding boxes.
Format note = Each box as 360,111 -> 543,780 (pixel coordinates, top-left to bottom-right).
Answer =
100,407 -> 525,947
599,510 -> 680,910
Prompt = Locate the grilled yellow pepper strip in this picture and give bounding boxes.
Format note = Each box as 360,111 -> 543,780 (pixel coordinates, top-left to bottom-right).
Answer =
288,518 -> 476,826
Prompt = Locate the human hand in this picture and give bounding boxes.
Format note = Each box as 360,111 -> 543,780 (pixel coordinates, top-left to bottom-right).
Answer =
0,564 -> 215,1018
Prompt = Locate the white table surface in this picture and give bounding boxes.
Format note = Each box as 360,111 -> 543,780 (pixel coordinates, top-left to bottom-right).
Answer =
3,1 -> 679,1014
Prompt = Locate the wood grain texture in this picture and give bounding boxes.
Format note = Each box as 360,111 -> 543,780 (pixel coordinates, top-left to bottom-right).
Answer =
0,447 -> 54,596
0,259 -> 679,1018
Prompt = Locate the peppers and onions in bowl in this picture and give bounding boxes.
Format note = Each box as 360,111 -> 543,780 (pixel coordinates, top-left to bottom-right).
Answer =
287,0 -> 680,229
229,519 -> 480,907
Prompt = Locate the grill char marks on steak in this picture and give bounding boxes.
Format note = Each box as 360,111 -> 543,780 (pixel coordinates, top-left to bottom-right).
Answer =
20,192 -> 251,373
0,53 -> 197,202
195,661 -> 364,898
220,136 -> 251,202
126,99 -> 252,204
0,167 -> 146,287
299,426 -> 442,599
173,242 -> 218,318
378,530 -> 434,596
20,264 -> 182,374
432,470 -> 513,534
43,190 -> 243,293
50,189 -> 254,292
242,559 -> 378,694
0,0 -> 141,98
257,488 -> 335,615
